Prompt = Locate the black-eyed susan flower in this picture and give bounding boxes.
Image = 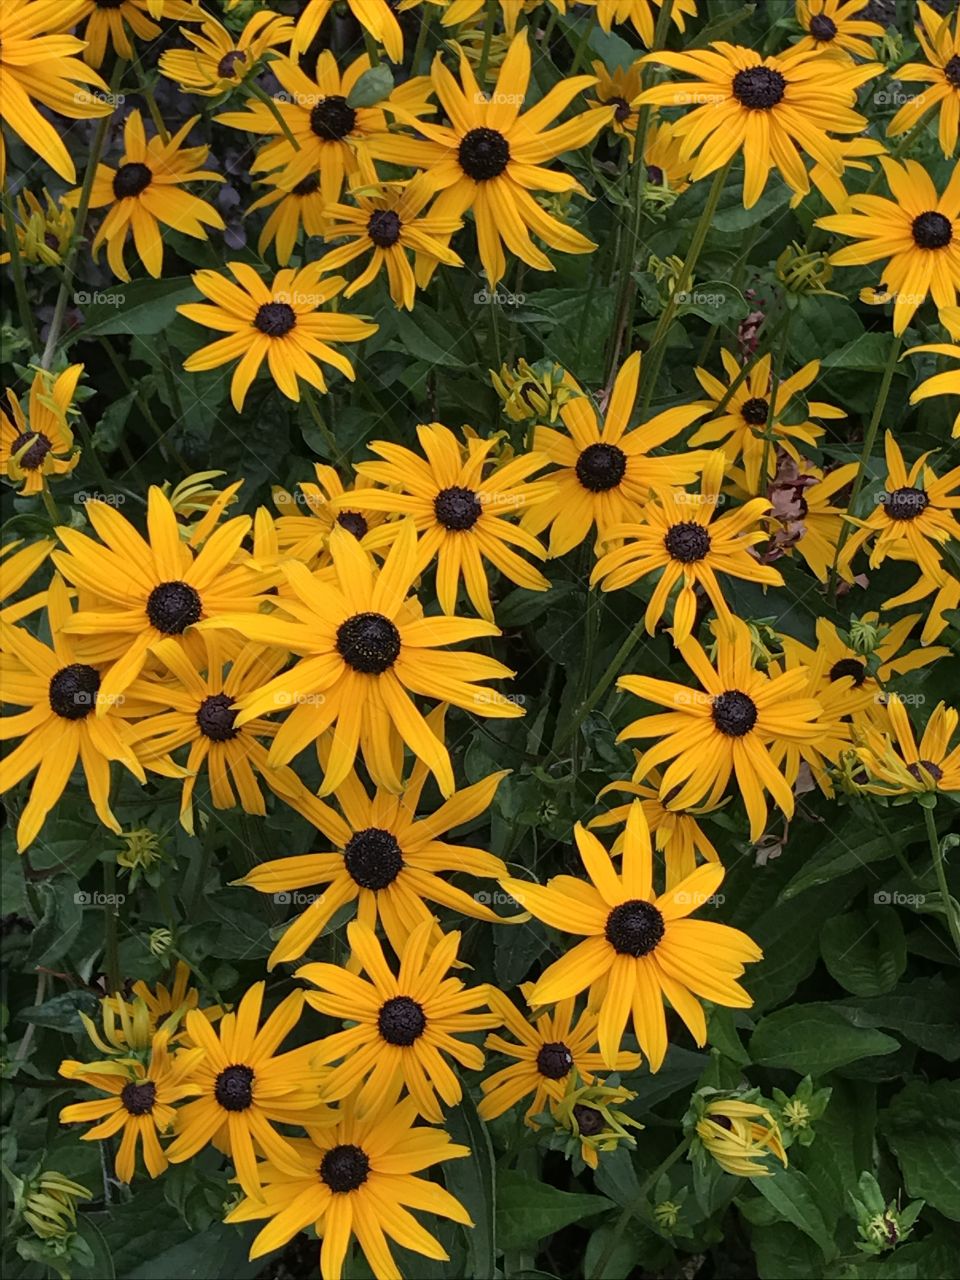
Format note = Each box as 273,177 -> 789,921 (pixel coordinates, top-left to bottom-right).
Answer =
59,1030 -> 202,1184
124,635 -> 343,836
235,709 -> 518,968
880,553 -> 960,645
0,575 -> 150,852
216,52 -> 433,198
591,451 -> 783,641
503,802 -> 762,1070
271,464 -> 387,567
552,1075 -> 643,1171
1,365 -> 82,495
491,359 -> 579,424
585,0 -> 698,46
73,0 -> 199,67
6,188 -> 75,267
164,983 -> 327,1200
762,457 -> 858,582
522,351 -> 710,556
908,303 -> 960,435
158,6 -> 293,97
52,485 -> 267,704
635,43 -> 879,208
691,349 -> 844,496
317,178 -> 464,311
793,0 -> 884,61
225,1091 -> 471,1280
299,919 -> 498,1121
591,761 -> 721,888
247,172 -> 326,266
799,135 -> 888,214
857,696 -> 960,795
107,960 -> 222,1044
479,987 -> 641,1123
617,617 -> 826,840
293,0 -> 403,61
888,2 -> 960,157
838,430 -> 960,579
178,262 -> 377,412
818,157 -> 960,334
0,0 -> 112,184
694,1096 -> 787,1177
338,423 -> 553,620
203,521 -> 523,797
72,110 -> 224,282
0,538 -> 53,623
589,59 -> 644,149
391,32 -> 612,286
764,642 -> 859,796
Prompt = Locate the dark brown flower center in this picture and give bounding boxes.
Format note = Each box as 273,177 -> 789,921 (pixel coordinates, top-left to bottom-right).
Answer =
809,14 -> 837,40
94,0 -> 125,7
320,1143 -> 370,1193
741,396 -> 769,425
907,758 -> 943,783
574,1104 -> 605,1136
254,302 -> 297,337
146,581 -> 202,634
214,1064 -> 254,1111
912,211 -> 953,249
711,689 -> 758,737
646,164 -> 664,184
536,1040 -> 574,1080
575,442 -> 627,492
217,49 -> 248,79
605,899 -> 665,957
377,995 -> 426,1045
121,1081 -> 157,1115
732,66 -> 787,110
664,521 -> 711,563
336,510 -> 368,539
310,96 -> 357,141
112,162 -> 153,200
609,96 -> 631,124
367,209 -> 402,247
458,127 -> 511,181
829,657 -> 866,686
883,486 -> 929,520
434,485 -> 482,531
11,430 -> 52,470
49,664 -> 101,719
945,55 -> 960,89
292,173 -> 322,196
343,826 -> 403,889
196,692 -> 239,741
336,611 -> 401,674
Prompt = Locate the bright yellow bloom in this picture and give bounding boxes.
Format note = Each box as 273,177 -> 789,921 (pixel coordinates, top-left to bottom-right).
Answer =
858,696 -> 960,794
888,1 -> 960,157
1,365 -> 82,495
793,0 -> 884,61
0,538 -> 53,624
908,303 -> 960,435
271,464 -> 387,566
761,457 -> 859,582
247,171 -> 326,266
158,7 -> 293,96
293,0 -> 403,61
73,0 -> 199,67
584,0 -> 698,47
696,1097 -> 787,1177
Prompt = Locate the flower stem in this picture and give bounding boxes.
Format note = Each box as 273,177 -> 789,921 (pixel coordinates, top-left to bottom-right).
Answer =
478,2 -> 497,84
245,78 -> 301,152
923,802 -> 960,959
553,617 -> 645,757
757,303 -> 795,495
302,385 -> 341,462
1,188 -> 40,353
411,7 -> 432,74
103,857 -> 121,995
590,1138 -> 690,1279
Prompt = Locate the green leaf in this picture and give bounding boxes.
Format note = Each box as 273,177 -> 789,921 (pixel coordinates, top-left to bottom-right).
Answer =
880,1081 -> 960,1220
26,876 -> 84,968
839,977 -> 960,1060
821,333 -> 904,372
74,278 -> 198,338
346,64 -> 394,107
750,1222 -> 825,1280
820,907 -> 906,996
496,1171 -> 614,1251
674,280 -> 746,325
387,309 -> 470,369
19,989 -> 100,1033
444,1088 -> 496,1278
749,1003 -> 900,1076
753,1169 -> 837,1259
779,823 -> 918,900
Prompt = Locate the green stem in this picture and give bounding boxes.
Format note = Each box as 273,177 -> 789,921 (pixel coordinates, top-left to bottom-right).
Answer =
98,336 -> 187,471
477,1 -> 497,84
827,332 -> 902,600
2,188 -> 40,352
103,858 -> 121,995
639,158 -> 733,412
411,7 -> 432,74
302,385 -> 340,460
40,485 -> 61,526
590,1139 -> 691,1279
553,617 -> 645,757
361,29 -> 381,67
568,18 -> 592,76
757,304 -> 795,496
923,802 -> 960,959
246,79 -> 301,152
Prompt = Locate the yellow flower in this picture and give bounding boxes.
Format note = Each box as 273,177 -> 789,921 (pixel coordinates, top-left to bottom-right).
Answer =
271,464 -> 387,566
292,0 -> 404,62
73,0 -> 199,67
7,189 -> 75,267
158,6 -> 293,96
907,303 -> 960,435
888,1 -> 960,157
0,538 -> 53,623
696,1097 -> 787,1177
247,171 -> 326,266
1,365 -> 82,495
793,0 -> 884,61
761,457 -> 859,583
584,0 -> 698,47
857,696 -> 960,795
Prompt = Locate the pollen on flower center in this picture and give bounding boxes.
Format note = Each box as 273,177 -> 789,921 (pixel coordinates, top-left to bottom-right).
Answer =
945,55 -> 960,89
377,995 -> 426,1046
121,1081 -> 157,1115
809,14 -> 838,40
254,302 -> 297,337
741,396 -> 769,425
458,127 -> 511,181
574,1104 -> 605,1136
536,1040 -> 574,1080
434,485 -> 483,531
320,1143 -> 370,1193
605,899 -> 666,957
310,95 -> 357,141
336,510 -> 368,539
343,826 -> 404,889
217,49 -> 247,79
883,486 -> 929,520
336,611 -> 401,674
712,689 -> 759,736
911,211 -> 953,249
11,430 -> 52,469
575,442 -> 627,492
214,1064 -> 255,1111
732,66 -> 787,110
367,209 -> 402,248
49,664 -> 101,720
829,657 -> 866,686
112,162 -> 153,200
664,521 -> 711,563
146,581 -> 202,634
196,692 -> 239,741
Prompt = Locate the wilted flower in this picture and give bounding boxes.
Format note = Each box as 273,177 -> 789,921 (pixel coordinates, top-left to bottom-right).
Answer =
691,1093 -> 787,1178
